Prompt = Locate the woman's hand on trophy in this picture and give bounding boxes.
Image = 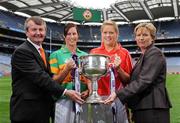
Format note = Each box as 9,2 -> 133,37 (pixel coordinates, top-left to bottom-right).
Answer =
65,58 -> 76,71
81,80 -> 92,99
103,92 -> 117,105
113,54 -> 121,69
65,90 -> 85,105
81,90 -> 89,100
87,81 -> 92,95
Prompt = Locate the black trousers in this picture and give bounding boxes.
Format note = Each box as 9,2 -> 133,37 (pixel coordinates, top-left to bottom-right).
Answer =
11,120 -> 50,123
11,121 -> 30,123
132,109 -> 170,123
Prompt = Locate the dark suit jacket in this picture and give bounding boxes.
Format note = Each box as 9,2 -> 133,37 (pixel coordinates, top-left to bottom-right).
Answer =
10,41 -> 65,123
116,44 -> 172,111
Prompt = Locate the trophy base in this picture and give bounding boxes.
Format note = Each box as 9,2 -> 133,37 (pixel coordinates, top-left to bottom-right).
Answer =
86,93 -> 103,104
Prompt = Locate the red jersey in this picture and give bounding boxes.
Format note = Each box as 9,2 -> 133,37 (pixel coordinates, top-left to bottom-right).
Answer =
90,43 -> 133,96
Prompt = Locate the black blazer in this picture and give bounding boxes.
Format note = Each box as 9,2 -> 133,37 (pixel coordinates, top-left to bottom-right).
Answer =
10,41 -> 65,123
116,44 -> 172,111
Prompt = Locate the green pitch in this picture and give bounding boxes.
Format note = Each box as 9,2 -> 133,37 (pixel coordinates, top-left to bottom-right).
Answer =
0,76 -> 11,123
167,74 -> 180,123
0,75 -> 180,123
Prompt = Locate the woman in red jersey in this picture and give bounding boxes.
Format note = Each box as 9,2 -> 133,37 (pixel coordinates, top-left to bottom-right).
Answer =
90,20 -> 133,123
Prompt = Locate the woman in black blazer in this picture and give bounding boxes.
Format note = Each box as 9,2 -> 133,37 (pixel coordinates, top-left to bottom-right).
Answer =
104,23 -> 172,123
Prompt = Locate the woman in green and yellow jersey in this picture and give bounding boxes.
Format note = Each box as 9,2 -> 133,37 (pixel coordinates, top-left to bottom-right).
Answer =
49,23 -> 91,123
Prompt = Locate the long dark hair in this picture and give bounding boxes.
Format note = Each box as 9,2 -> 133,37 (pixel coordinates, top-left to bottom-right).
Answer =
64,23 -> 79,38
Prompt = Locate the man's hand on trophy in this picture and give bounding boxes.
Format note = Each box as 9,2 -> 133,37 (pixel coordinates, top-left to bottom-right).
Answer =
103,92 -> 117,105
65,90 -> 85,104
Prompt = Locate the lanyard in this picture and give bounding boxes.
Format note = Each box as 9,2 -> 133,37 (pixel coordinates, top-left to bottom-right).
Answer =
109,66 -> 115,93
74,68 -> 82,113
109,65 -> 117,123
71,53 -> 82,114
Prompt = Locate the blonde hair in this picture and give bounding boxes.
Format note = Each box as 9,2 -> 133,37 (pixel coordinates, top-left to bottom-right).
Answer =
134,23 -> 156,40
101,20 -> 119,34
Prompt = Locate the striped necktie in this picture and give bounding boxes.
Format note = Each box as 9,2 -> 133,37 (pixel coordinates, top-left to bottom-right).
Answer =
39,47 -> 47,67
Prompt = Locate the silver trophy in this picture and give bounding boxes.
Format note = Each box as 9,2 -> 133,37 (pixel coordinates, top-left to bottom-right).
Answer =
80,54 -> 110,103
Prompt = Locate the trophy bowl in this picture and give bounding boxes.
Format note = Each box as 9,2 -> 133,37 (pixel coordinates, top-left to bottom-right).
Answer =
80,54 -> 110,103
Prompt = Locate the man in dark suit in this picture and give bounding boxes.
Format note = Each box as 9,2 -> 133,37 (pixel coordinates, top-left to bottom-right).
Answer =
10,16 -> 84,123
